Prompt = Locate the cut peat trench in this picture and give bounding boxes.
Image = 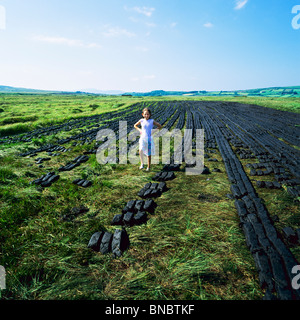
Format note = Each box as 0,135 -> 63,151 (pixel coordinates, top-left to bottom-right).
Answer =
192,102 -> 300,300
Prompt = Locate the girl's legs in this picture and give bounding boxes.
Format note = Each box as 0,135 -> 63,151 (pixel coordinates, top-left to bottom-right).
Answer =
147,156 -> 151,171
139,150 -> 144,169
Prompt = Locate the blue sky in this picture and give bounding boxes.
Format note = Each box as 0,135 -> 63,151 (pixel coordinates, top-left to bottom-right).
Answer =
0,0 -> 299,92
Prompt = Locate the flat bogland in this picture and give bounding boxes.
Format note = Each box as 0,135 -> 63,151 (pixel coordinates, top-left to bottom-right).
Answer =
0,95 -> 299,300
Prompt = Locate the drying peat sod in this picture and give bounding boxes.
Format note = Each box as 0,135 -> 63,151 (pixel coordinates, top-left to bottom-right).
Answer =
0,94 -> 300,300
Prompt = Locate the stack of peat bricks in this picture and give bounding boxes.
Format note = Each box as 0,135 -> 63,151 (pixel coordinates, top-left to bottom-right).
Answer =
29,154 -> 92,189
72,178 -> 93,188
30,171 -> 60,188
87,163 -> 182,258
59,154 -> 89,172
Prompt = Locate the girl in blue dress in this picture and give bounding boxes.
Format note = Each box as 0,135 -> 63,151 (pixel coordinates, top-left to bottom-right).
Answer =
134,108 -> 162,171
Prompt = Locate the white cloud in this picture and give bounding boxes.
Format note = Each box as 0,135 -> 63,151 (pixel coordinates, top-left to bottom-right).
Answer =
170,22 -> 177,28
131,75 -> 156,81
135,6 -> 155,17
129,16 -> 156,28
125,6 -> 155,17
32,35 -> 101,48
203,22 -> 214,28
102,26 -> 135,38
33,35 -> 81,46
234,0 -> 248,10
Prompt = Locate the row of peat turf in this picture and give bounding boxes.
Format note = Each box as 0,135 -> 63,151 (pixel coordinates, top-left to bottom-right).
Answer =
191,101 -> 300,300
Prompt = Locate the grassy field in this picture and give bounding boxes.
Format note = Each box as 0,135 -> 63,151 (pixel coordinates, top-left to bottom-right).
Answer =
0,94 -> 299,300
0,94 -> 299,138
0,94 -> 138,137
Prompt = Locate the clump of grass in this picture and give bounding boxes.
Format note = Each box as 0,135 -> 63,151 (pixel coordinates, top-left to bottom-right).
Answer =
0,167 -> 17,183
0,115 -> 38,125
0,123 -> 33,136
89,104 -> 99,111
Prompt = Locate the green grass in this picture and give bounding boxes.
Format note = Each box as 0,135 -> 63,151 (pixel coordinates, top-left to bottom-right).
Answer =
0,94 -> 299,300
0,94 -> 142,137
0,140 -> 263,300
0,94 -> 299,138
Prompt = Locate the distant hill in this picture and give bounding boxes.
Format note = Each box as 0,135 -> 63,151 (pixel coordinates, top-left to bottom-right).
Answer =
0,85 -> 52,93
0,85 -> 88,95
124,87 -> 300,97
124,90 -> 199,96
0,85 -> 299,97
81,88 -> 124,95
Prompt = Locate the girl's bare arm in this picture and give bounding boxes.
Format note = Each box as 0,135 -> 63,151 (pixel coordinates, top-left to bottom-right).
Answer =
134,120 -> 142,133
153,121 -> 162,129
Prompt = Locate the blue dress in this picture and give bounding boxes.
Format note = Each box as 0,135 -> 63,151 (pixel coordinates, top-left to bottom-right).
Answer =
139,118 -> 155,156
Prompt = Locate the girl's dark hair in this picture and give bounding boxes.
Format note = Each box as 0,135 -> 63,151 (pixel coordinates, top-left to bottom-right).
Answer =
142,107 -> 152,118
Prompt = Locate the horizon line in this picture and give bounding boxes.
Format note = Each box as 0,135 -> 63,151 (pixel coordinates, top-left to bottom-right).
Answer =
1,84 -> 300,94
